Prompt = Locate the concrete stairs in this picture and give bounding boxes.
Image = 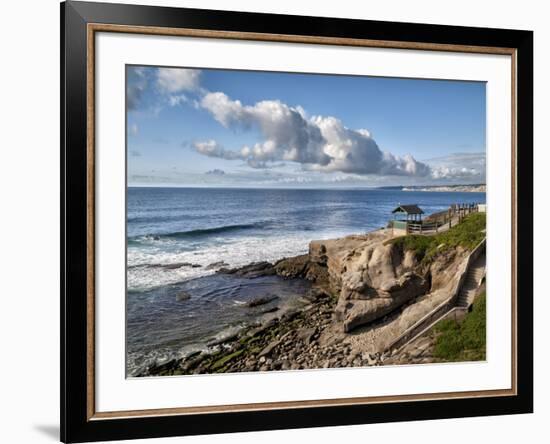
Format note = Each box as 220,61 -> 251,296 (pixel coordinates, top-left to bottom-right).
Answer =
386,239 -> 486,353
456,254 -> 485,308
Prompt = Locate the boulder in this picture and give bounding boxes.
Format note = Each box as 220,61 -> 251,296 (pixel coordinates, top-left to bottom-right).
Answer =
302,287 -> 330,302
297,327 -> 316,344
335,270 -> 428,332
176,291 -> 191,301
307,232 -> 433,332
274,254 -> 309,278
259,339 -> 281,357
218,261 -> 275,277
246,295 -> 279,308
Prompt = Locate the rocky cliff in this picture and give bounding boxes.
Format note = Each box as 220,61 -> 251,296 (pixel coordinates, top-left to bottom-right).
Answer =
277,229 -> 469,337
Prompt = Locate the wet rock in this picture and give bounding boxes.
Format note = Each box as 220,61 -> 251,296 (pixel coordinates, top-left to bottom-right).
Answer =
303,287 -> 330,302
186,350 -> 202,360
247,295 -> 279,308
280,309 -> 300,322
259,339 -> 281,357
176,291 -> 191,301
146,358 -> 183,376
162,262 -> 189,270
218,261 -> 275,277
206,261 -> 229,270
274,255 -> 309,278
261,306 -> 279,314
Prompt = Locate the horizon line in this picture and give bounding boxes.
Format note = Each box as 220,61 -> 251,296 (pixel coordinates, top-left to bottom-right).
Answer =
127,183 -> 487,191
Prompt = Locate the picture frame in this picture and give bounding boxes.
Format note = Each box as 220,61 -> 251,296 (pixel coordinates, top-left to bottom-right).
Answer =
61,1 -> 533,442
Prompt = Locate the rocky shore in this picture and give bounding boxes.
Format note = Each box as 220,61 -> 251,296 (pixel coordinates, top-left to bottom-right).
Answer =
140,224 -> 477,376
143,287 -> 365,376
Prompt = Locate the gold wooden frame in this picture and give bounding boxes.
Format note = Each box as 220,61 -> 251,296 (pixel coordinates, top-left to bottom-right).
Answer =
86,23 -> 517,421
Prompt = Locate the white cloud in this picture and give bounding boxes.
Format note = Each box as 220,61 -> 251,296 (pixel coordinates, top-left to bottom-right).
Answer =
424,152 -> 485,181
129,68 -> 484,184
157,68 -> 201,94
197,92 -> 431,177
193,140 -> 241,160
430,166 -> 479,179
200,92 -> 249,127
168,94 -> 188,106
129,123 -> 138,136
192,140 -> 284,168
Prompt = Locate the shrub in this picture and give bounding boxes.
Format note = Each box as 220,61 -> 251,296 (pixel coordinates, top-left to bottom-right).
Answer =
389,212 -> 486,264
433,292 -> 486,362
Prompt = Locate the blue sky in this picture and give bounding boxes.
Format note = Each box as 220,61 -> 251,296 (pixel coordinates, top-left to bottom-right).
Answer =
127,65 -> 486,188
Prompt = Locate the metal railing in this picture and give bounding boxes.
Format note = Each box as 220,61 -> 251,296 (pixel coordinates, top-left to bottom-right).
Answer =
385,237 -> 486,353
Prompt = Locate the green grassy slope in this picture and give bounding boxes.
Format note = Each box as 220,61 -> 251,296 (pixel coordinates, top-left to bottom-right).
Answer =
432,291 -> 486,362
389,212 -> 486,263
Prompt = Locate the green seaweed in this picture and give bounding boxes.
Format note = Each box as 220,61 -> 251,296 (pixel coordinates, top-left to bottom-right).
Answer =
210,349 -> 245,371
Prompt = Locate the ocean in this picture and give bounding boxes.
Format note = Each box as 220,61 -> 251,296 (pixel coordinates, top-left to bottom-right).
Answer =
126,187 -> 486,375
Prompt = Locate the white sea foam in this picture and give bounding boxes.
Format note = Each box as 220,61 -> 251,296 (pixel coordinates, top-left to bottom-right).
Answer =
127,231 -> 350,292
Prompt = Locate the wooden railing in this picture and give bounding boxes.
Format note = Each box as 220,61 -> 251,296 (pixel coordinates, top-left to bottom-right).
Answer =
407,220 -> 445,234
391,203 -> 480,236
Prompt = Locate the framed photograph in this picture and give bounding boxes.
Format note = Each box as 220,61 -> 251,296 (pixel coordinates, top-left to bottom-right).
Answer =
61,1 -> 533,442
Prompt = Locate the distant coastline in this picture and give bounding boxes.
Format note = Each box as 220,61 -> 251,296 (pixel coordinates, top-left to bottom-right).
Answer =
378,184 -> 486,193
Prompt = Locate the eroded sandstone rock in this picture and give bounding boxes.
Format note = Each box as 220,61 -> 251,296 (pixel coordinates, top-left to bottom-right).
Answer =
306,230 -> 464,333
335,272 -> 429,332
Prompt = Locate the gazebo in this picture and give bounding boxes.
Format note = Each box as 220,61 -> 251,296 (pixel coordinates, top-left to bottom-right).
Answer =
391,204 -> 424,223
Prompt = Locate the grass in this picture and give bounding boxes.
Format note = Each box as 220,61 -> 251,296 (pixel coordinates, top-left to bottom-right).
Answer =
432,291 -> 486,362
389,212 -> 486,264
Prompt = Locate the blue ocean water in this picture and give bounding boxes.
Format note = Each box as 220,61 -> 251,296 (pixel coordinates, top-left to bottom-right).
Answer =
126,187 -> 485,375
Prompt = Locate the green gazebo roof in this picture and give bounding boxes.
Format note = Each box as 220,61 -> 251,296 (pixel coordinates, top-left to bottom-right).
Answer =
391,204 -> 424,215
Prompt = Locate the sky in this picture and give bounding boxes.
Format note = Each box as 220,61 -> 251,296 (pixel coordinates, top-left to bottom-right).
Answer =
127,65 -> 486,188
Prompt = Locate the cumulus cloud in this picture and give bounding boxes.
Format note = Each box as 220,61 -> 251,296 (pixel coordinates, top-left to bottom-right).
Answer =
193,140 -> 287,169
193,140 -> 241,160
157,68 -> 201,94
129,67 -> 484,183
196,92 -> 432,177
127,67 -> 202,112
